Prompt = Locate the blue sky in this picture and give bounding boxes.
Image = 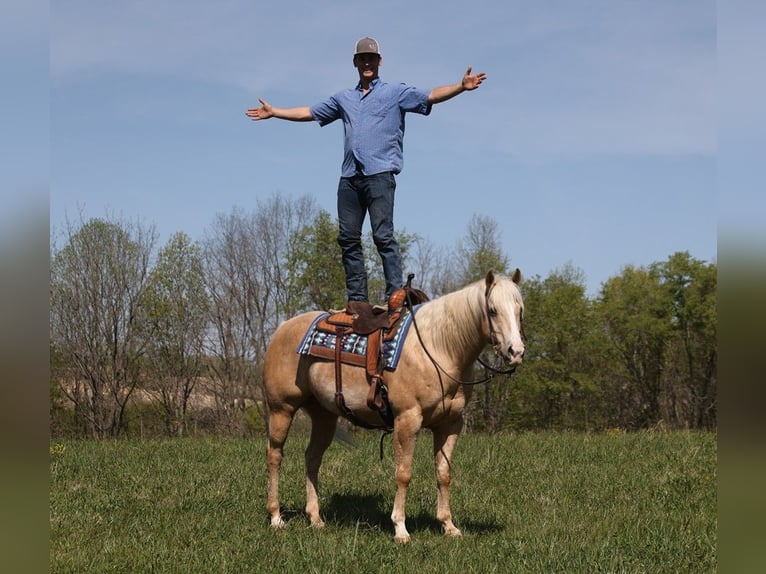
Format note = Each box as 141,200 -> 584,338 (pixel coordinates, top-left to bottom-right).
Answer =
46,0 -> 722,296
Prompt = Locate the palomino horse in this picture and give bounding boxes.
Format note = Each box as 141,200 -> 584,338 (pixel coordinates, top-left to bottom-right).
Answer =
263,269 -> 525,543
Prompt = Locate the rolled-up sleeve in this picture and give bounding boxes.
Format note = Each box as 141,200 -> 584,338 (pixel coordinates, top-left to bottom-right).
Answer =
398,85 -> 432,116
310,97 -> 341,126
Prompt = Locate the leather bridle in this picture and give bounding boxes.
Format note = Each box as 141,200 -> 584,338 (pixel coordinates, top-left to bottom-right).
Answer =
407,280 -> 524,388
479,280 -> 524,379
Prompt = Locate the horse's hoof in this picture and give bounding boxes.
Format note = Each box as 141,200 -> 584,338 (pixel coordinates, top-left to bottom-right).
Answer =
309,518 -> 325,529
444,526 -> 462,537
394,534 -> 411,544
270,516 -> 286,529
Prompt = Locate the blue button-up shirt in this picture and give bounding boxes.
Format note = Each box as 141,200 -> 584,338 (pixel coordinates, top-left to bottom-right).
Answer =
310,78 -> 432,177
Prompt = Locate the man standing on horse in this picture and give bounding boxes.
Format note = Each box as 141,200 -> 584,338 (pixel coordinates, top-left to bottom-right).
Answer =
246,37 -> 486,305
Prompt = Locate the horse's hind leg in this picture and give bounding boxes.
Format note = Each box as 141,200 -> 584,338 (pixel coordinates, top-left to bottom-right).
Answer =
433,418 -> 463,537
304,403 -> 338,527
267,407 -> 295,528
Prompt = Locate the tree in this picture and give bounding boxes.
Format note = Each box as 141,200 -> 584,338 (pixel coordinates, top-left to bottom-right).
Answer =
401,234 -> 451,298
450,214 -> 515,432
284,209 -> 346,313
201,194 -> 318,434
654,252 -> 717,428
202,208 -> 266,434
142,232 -> 208,436
456,214 -> 510,285
511,264 -> 605,430
597,265 -> 672,428
50,216 -> 156,438
250,193 -> 319,331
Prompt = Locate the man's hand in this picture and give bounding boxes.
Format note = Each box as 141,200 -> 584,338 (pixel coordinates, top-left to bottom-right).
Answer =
461,66 -> 486,91
246,98 -> 273,121
428,66 -> 488,104
245,100 -> 313,122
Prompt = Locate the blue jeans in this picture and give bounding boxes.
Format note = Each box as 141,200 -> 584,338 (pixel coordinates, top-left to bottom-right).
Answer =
337,172 -> 402,302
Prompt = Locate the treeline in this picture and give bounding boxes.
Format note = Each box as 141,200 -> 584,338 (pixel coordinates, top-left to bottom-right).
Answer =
49,193 -> 716,438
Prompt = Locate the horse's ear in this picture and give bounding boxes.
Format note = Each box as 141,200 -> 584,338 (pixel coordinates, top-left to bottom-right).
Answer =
511,268 -> 522,284
484,270 -> 495,294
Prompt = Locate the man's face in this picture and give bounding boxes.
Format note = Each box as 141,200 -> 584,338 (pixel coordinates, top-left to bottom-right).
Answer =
353,53 -> 381,79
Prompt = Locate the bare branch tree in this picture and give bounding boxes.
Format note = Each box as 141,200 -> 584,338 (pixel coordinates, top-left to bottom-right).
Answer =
456,213 -> 510,285
201,194 -> 318,434
202,208 -> 258,434
403,234 -> 453,298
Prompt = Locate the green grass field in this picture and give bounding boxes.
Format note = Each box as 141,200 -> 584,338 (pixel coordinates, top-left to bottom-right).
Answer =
50,430 -> 716,573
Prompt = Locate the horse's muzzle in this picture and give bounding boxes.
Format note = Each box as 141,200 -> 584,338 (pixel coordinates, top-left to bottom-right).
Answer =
505,344 -> 525,365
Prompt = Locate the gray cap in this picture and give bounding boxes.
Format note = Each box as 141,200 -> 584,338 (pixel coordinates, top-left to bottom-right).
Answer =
354,37 -> 380,55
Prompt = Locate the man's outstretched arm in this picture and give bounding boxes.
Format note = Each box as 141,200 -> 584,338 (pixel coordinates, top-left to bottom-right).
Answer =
246,98 -> 314,121
428,66 -> 487,105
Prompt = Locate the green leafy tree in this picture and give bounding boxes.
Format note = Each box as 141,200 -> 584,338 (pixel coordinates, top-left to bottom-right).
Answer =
284,209 -> 346,312
597,265 -> 672,428
654,252 -> 717,428
50,217 -> 156,438
511,264 -> 603,430
142,232 -> 208,436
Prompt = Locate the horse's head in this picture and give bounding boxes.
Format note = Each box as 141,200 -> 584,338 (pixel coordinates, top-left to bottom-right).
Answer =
484,269 -> 525,366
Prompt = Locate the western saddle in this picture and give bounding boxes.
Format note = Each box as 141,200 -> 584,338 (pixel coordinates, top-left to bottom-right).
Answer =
313,274 -> 428,429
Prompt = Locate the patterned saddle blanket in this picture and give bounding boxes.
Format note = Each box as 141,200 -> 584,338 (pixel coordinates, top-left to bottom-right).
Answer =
296,306 -> 420,371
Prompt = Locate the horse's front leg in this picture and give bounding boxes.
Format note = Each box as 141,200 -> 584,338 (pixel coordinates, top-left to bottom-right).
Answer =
391,410 -> 422,543
304,404 -> 338,527
433,417 -> 464,537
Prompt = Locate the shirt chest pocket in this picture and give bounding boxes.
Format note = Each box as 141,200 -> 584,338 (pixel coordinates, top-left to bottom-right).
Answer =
362,97 -> 397,119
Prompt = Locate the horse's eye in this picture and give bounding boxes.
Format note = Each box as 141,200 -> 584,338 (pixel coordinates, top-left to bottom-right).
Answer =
488,307 -> 498,317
